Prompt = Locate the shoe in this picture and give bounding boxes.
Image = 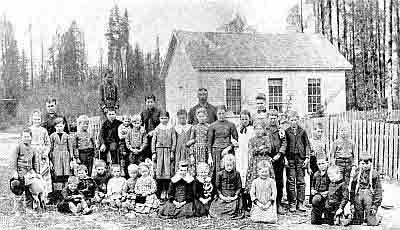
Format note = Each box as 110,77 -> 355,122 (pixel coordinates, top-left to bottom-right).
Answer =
289,204 -> 296,213
69,203 -> 78,214
277,205 -> 286,214
297,202 -> 307,212
83,208 -> 93,215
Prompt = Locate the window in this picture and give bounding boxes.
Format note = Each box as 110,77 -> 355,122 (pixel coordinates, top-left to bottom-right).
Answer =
226,79 -> 241,115
308,78 -> 321,113
268,79 -> 283,112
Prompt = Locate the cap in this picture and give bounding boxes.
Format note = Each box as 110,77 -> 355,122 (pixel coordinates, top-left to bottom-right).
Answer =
255,93 -> 266,100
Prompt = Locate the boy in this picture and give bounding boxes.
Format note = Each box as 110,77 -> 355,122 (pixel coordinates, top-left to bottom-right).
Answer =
93,160 -> 112,203
10,128 -> 39,213
118,115 -> 132,177
104,164 -> 127,209
42,97 -> 69,135
140,95 -> 161,160
99,109 -> 123,166
74,115 -> 95,176
126,114 -> 148,165
99,69 -> 119,116
57,176 -> 91,215
325,165 -> 348,225
253,93 -> 268,124
76,165 -> 96,205
310,155 -> 330,225
285,110 -> 311,212
350,151 -> 382,226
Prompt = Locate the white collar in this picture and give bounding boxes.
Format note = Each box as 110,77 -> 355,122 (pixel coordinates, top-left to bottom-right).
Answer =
175,124 -> 191,134
171,174 -> 194,183
196,176 -> 211,183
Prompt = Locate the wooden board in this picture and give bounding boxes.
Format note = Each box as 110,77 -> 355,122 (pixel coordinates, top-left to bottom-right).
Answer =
378,122 -> 385,174
388,124 -> 394,178
395,125 -> 400,180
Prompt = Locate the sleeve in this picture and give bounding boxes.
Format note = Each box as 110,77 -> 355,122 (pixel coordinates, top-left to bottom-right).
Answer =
74,135 -> 79,159
250,180 -> 257,202
193,181 -> 201,199
98,122 -> 105,146
207,124 -> 215,157
215,172 -> 222,196
134,179 -> 141,194
190,126 -> 196,143
117,125 -> 125,140
32,150 -> 39,173
125,130 -> 132,151
187,108 -> 195,125
67,135 -> 74,159
10,145 -> 19,172
114,85 -> 119,107
349,173 -> 357,203
270,179 -> 277,201
62,188 -> 74,202
49,135 -> 54,163
140,111 -> 145,127
329,141 -> 337,162
140,133 -> 149,153
303,130 -> 311,159
150,178 -> 157,194
279,130 -> 287,155
107,180 -> 113,195
167,181 -> 176,202
351,141 -> 357,166
171,129 -> 177,153
151,130 -> 157,154
43,130 -> 51,154
311,173 -> 318,191
63,116 -> 70,134
340,183 -> 349,209
234,172 -> 242,197
371,172 -> 383,211
231,122 -> 238,142
211,105 -> 218,123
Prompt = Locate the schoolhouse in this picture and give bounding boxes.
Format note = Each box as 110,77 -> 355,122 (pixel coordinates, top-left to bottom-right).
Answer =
160,30 -> 352,118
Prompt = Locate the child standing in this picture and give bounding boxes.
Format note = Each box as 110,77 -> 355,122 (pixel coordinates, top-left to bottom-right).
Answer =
174,109 -> 192,173
193,162 -> 213,217
309,122 -> 326,203
118,115 -> 132,177
310,156 -> 330,225
74,115 -> 95,176
99,109 -> 123,166
29,110 -> 52,204
209,154 -> 243,219
93,160 -> 112,203
151,110 -> 176,199
134,162 -> 159,215
250,160 -> 277,223
76,165 -> 96,207
57,176 -> 91,215
122,164 -> 140,212
187,108 -> 211,176
325,165 -> 349,225
159,161 -> 195,218
104,164 -> 127,209
126,114 -> 148,165
285,110 -> 311,212
49,118 -> 74,194
349,151 -> 383,226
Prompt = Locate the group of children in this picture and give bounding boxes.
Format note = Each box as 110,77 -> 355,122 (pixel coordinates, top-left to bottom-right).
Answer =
9,95 -> 383,226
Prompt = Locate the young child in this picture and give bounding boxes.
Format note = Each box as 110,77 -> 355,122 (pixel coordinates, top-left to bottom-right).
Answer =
49,118 -> 74,195
250,160 -> 277,223
104,164 -> 127,209
29,110 -> 52,204
330,122 -> 356,185
193,162 -> 213,217
57,176 -> 91,215
209,154 -> 243,219
76,165 -> 96,207
349,151 -> 382,226
245,121 -> 274,192
93,160 -> 112,203
134,162 -> 159,215
285,110 -> 311,212
324,165 -> 349,225
310,156 -> 330,225
187,108 -> 210,176
309,122 -> 326,204
10,128 -> 39,213
122,164 -> 140,212
159,160 -> 195,218
118,115 -> 132,177
151,110 -> 176,199
126,114 -> 148,165
174,109 -> 192,173
74,115 -> 95,176
207,106 -> 238,182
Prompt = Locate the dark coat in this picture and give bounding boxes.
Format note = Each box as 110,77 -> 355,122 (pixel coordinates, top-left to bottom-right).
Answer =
140,107 -> 161,133
99,119 -> 123,145
285,126 -> 311,160
42,112 -> 69,135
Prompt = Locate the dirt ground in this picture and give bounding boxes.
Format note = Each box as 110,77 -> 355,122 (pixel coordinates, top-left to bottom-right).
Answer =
1,133 -> 400,230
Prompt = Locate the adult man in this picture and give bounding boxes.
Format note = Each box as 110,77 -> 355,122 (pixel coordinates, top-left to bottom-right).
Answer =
265,109 -> 287,214
140,95 -> 161,159
99,109 -> 123,165
42,97 -> 69,135
99,69 -> 119,116
188,88 -> 217,125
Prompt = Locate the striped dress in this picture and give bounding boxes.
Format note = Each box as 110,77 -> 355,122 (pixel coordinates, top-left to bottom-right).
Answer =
189,123 -> 209,174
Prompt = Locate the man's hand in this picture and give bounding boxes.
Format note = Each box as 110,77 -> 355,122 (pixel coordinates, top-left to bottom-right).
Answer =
272,153 -> 281,162
152,154 -> 156,161
311,189 -> 317,196
303,158 -> 309,168
336,208 -> 343,215
278,128 -> 285,139
12,171 -> 19,179
100,144 -> 106,152
208,155 -> 213,166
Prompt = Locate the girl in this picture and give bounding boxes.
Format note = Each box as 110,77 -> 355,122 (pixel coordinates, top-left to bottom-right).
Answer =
207,105 -> 238,181
245,121 -> 274,192
250,160 -> 277,223
134,162 -> 159,215
57,176 -> 91,215
49,118 -> 73,194
187,108 -> 210,176
104,164 -> 127,210
174,109 -> 192,173
159,161 -> 195,218
29,109 -> 52,204
74,115 -> 95,176
209,154 -> 243,219
151,110 -> 176,199
122,164 -> 140,213
118,115 -> 132,177
193,162 -> 213,217
126,114 -> 148,165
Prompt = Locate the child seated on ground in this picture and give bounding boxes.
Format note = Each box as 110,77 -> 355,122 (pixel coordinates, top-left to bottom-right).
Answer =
311,155 -> 330,225
193,162 -> 213,217
134,162 -> 159,215
122,164 -> 140,213
249,160 -> 277,223
76,165 -> 96,206
349,151 -> 383,226
209,154 -> 244,219
103,164 -> 127,210
93,160 -> 112,203
57,176 -> 91,215
159,160 -> 195,218
325,165 -> 348,225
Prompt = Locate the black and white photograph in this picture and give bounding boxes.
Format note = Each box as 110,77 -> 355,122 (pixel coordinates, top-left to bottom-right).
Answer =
0,0 -> 399,229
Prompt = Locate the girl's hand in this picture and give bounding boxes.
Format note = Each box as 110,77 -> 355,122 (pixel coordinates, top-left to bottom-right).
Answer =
208,156 -> 213,166
100,144 -> 106,152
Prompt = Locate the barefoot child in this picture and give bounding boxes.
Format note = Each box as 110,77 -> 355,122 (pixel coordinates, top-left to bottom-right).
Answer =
93,160 -> 112,203
311,156 -> 330,225
74,115 -> 95,176
104,164 -> 127,209
159,160 -> 195,218
193,162 -> 213,217
126,114 -> 148,165
134,162 -> 159,215
118,115 -> 132,177
122,164 -> 140,212
250,160 -> 277,223
57,176 -> 91,215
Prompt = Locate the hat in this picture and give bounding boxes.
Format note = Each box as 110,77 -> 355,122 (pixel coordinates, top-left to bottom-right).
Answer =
359,150 -> 372,161
268,109 -> 279,117
255,93 -> 266,100
10,178 -> 24,196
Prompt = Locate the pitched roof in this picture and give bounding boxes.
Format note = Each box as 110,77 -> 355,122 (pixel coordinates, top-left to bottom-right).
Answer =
168,30 -> 352,71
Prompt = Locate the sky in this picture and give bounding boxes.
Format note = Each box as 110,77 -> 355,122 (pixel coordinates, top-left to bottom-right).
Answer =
2,0 -> 297,65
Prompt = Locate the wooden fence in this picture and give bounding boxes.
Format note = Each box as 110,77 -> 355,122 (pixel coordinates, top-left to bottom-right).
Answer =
327,109 -> 400,122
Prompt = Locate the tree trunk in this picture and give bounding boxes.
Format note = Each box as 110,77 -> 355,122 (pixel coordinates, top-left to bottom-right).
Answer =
321,0 -> 325,35
376,0 -> 382,108
383,0 -> 387,101
336,0 -> 340,51
396,0 -> 400,104
343,0 -> 347,58
352,0 -> 357,109
389,0 -> 393,111
328,0 -> 333,43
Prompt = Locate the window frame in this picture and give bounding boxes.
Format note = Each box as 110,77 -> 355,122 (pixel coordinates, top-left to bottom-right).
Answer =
307,78 -> 321,113
225,78 -> 241,115
268,78 -> 283,113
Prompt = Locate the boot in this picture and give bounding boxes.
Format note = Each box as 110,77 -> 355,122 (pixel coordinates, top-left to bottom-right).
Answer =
289,203 -> 296,212
297,202 -> 307,212
277,205 -> 286,214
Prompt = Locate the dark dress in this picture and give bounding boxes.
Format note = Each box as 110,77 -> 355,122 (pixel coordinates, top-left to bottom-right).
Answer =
193,177 -> 213,216
57,187 -> 84,213
78,177 -> 96,200
98,119 -> 123,164
159,175 -> 195,218
93,172 -> 112,195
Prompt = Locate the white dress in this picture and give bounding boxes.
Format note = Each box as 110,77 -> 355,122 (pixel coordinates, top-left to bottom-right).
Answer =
234,125 -> 254,187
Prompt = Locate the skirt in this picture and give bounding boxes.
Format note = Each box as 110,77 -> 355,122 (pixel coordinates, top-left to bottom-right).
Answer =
159,201 -> 194,218
209,197 -> 243,219
155,147 -> 173,179
193,199 -> 211,217
134,194 -> 159,214
250,202 -> 277,223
